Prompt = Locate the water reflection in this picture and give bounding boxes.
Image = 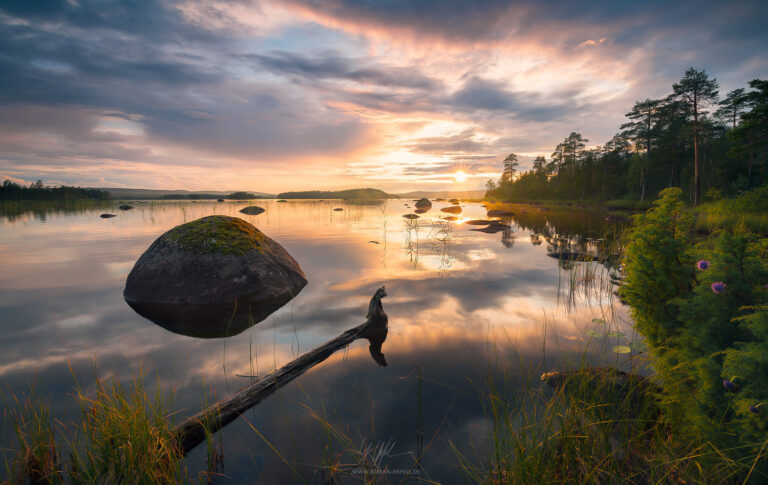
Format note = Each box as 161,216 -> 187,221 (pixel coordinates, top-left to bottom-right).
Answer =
0,199 -> 636,483
124,299 -> 292,338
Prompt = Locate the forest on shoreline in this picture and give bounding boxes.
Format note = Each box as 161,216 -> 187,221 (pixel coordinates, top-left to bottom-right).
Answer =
487,69 -> 767,206
0,180 -> 112,201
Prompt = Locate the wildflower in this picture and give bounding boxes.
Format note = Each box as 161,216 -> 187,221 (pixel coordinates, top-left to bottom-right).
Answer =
711,282 -> 727,294
697,260 -> 710,270
750,404 -> 761,414
723,379 -> 737,392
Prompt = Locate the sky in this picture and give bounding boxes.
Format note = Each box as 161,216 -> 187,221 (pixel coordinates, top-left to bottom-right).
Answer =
1,0 -> 767,193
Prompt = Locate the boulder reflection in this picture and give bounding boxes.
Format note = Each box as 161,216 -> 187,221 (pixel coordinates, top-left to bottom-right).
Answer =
126,294 -> 295,338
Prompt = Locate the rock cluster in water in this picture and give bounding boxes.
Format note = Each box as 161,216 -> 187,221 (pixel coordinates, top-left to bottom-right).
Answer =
124,215 -> 307,338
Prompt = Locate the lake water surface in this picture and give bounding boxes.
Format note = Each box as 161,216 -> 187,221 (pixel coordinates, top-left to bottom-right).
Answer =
0,199 -> 641,483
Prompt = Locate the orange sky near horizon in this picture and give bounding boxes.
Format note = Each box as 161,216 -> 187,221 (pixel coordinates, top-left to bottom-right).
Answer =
0,0 -> 766,192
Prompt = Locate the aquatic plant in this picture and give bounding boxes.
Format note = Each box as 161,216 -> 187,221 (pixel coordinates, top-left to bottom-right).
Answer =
697,259 -> 710,270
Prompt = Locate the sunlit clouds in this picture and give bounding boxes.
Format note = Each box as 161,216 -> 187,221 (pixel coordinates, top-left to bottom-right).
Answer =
1,0 -> 766,191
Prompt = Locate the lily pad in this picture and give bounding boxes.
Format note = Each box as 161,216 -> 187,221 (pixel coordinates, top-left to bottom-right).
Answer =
613,345 -> 632,354
605,331 -> 625,338
628,341 -> 649,352
591,318 -> 605,324
586,329 -> 603,338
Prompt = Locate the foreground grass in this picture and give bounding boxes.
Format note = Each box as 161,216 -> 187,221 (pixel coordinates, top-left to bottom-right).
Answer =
3,373 -> 209,484
452,363 -> 767,484
5,361 -> 766,483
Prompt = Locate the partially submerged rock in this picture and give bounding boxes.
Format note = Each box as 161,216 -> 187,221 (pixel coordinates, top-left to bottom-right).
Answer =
239,206 -> 265,215
440,206 -> 462,214
124,215 -> 307,338
217,198 -> 224,202
442,216 -> 458,221
100,213 -> 117,218
118,204 -> 134,210
487,209 -> 514,218
402,214 -> 419,219
414,198 -> 432,209
465,219 -> 493,225
333,207 -> 343,211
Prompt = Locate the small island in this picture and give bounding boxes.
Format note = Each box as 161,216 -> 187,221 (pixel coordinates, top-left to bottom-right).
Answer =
276,188 -> 394,200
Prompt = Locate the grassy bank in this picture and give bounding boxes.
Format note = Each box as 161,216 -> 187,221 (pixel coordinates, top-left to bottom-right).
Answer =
482,196 -> 653,213
694,186 -> 768,235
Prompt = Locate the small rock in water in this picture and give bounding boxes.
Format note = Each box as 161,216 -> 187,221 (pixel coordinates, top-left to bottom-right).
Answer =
100,213 -> 117,218
368,241 -> 380,244
239,206 -> 265,215
333,208 -> 343,211
414,198 -> 432,209
414,209 -> 427,214
440,206 -> 462,214
442,216 -> 458,221
465,219 -> 493,225
277,199 -> 287,202
217,198 -> 224,202
402,214 -> 419,219
118,204 -> 134,210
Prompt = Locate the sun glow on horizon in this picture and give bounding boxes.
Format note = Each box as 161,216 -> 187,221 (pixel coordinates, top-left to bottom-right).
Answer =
453,170 -> 467,183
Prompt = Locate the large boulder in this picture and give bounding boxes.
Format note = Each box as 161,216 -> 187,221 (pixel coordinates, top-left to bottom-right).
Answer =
124,215 -> 307,338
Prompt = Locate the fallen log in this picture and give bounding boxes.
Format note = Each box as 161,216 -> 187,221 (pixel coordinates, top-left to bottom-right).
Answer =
173,286 -> 389,456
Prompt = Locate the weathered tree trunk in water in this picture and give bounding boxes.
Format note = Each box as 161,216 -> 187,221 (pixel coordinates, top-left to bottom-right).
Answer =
173,286 -> 389,456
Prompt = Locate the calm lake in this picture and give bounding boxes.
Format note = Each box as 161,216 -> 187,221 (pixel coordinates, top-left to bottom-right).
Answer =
0,199 -> 641,483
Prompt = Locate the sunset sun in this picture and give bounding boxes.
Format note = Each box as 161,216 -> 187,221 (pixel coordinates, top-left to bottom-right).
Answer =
453,170 -> 467,183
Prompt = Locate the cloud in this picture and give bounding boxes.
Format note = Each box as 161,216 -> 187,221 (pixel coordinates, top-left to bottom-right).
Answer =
246,50 -> 441,90
0,0 -> 766,190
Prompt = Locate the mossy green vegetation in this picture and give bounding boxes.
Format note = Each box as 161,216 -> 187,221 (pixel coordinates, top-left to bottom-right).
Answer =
621,187 -> 768,478
163,215 -> 265,255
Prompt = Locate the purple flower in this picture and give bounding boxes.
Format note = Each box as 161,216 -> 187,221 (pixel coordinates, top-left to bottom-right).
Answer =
711,282 -> 727,294
697,260 -> 710,270
723,379 -> 737,392
750,404 -> 761,414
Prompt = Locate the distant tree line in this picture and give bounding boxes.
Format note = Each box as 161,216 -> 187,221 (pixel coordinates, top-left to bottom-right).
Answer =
487,68 -> 768,205
0,180 -> 112,201
277,188 -> 393,199
158,191 -> 261,200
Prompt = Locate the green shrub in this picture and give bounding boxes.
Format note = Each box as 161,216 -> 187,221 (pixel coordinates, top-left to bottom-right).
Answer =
621,188 -> 768,475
